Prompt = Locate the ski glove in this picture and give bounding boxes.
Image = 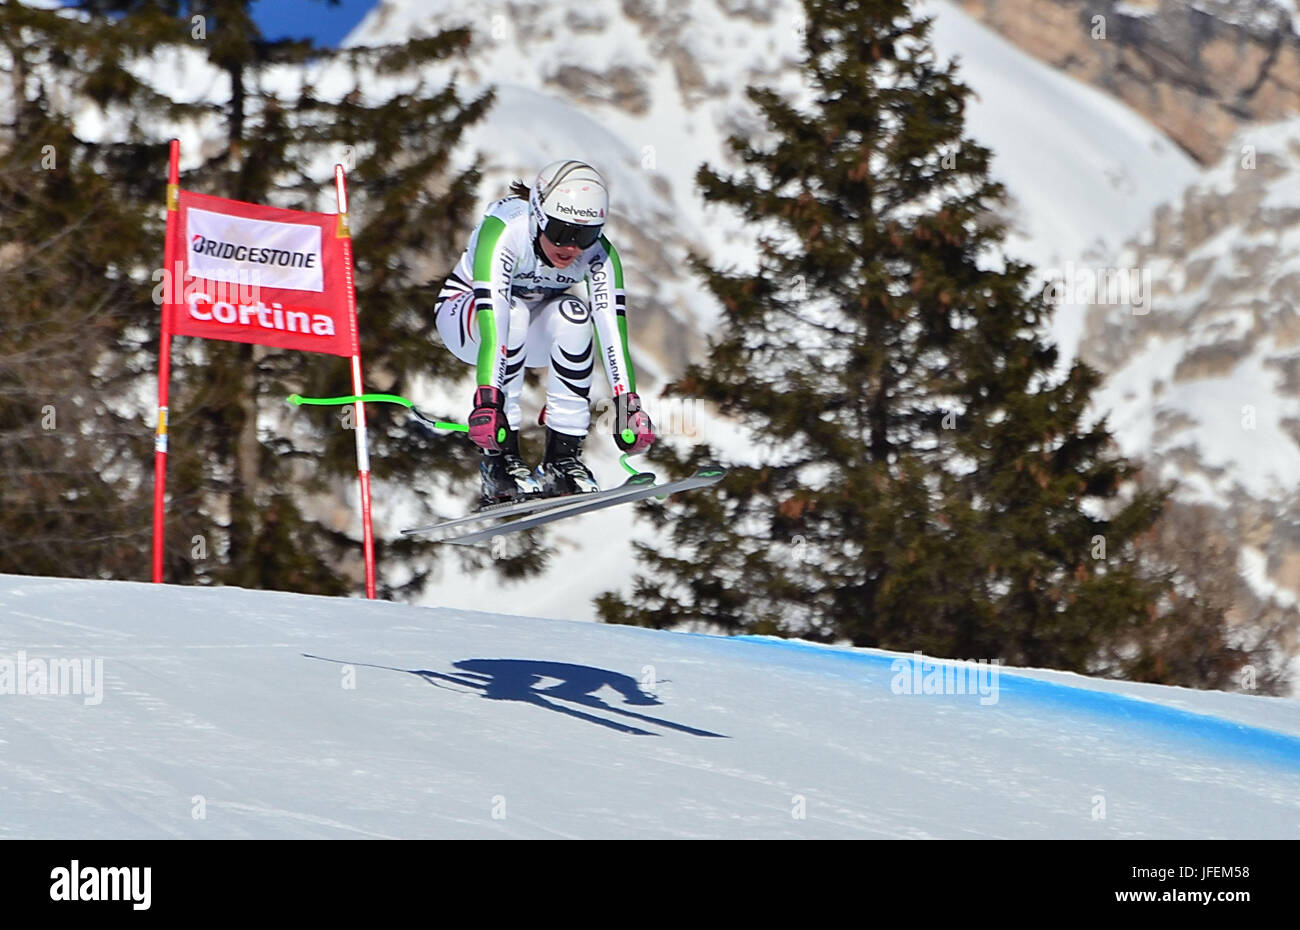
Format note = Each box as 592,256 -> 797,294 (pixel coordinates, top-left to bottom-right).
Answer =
468,385 -> 509,452
614,392 -> 655,454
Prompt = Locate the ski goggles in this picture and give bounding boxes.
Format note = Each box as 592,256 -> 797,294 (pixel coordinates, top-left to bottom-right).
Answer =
540,216 -> 603,250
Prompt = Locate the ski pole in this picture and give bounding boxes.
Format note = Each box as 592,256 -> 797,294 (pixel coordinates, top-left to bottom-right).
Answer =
286,393 -> 468,432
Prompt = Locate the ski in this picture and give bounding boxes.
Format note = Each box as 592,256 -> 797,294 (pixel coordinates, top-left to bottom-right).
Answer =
436,466 -> 727,546
401,471 -> 657,539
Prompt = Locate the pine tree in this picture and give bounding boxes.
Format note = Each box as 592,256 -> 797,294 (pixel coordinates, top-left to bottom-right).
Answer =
0,6 -> 195,580
0,1 -> 535,594
597,0 -> 1174,675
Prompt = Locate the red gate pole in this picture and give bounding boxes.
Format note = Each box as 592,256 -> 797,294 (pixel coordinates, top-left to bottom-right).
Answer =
152,138 -> 180,583
335,165 -> 377,599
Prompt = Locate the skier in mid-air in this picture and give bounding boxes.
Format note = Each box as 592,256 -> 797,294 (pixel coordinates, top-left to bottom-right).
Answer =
435,159 -> 655,506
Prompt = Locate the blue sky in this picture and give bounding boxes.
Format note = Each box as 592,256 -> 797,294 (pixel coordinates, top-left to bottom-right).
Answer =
249,0 -> 379,47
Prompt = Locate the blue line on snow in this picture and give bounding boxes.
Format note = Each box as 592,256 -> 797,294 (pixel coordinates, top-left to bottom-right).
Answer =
677,632 -> 1300,771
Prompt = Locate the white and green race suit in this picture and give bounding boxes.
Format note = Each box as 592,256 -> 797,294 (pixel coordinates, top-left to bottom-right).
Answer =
435,195 -> 637,436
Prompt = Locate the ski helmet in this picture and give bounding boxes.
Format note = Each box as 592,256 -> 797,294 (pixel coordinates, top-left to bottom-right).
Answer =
529,159 -> 608,251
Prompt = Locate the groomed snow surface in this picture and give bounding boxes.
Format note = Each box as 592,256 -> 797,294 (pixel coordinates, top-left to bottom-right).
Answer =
3,574 -> 1298,839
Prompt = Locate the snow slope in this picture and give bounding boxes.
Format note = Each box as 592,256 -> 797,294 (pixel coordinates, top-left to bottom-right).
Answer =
3,574 -> 1298,839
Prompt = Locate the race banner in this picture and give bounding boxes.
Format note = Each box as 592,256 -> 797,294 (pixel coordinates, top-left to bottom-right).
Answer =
154,143 -> 376,598
162,189 -> 359,357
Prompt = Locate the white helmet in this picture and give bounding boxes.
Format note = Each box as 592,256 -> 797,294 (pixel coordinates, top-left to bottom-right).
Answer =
529,159 -> 608,250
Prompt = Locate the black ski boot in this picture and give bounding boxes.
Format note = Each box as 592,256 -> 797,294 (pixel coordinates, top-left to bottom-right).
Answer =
536,427 -> 599,497
479,429 -> 542,507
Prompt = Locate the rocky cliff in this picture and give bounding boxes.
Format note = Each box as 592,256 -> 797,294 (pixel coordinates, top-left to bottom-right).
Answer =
955,0 -> 1300,162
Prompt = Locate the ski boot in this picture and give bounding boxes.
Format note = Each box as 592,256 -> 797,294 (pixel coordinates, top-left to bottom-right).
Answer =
479,429 -> 542,507
536,427 -> 600,497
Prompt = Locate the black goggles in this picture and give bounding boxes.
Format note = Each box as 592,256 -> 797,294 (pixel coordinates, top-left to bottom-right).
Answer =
541,216 -> 603,250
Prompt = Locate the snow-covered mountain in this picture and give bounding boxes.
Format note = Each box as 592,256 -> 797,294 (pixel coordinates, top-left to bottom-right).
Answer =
4,573 -> 1298,838
1080,117 -> 1300,615
347,0 -> 1197,363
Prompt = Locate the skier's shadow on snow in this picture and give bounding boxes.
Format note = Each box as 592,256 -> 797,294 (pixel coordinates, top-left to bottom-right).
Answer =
420,659 -> 727,737
305,655 -> 727,738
